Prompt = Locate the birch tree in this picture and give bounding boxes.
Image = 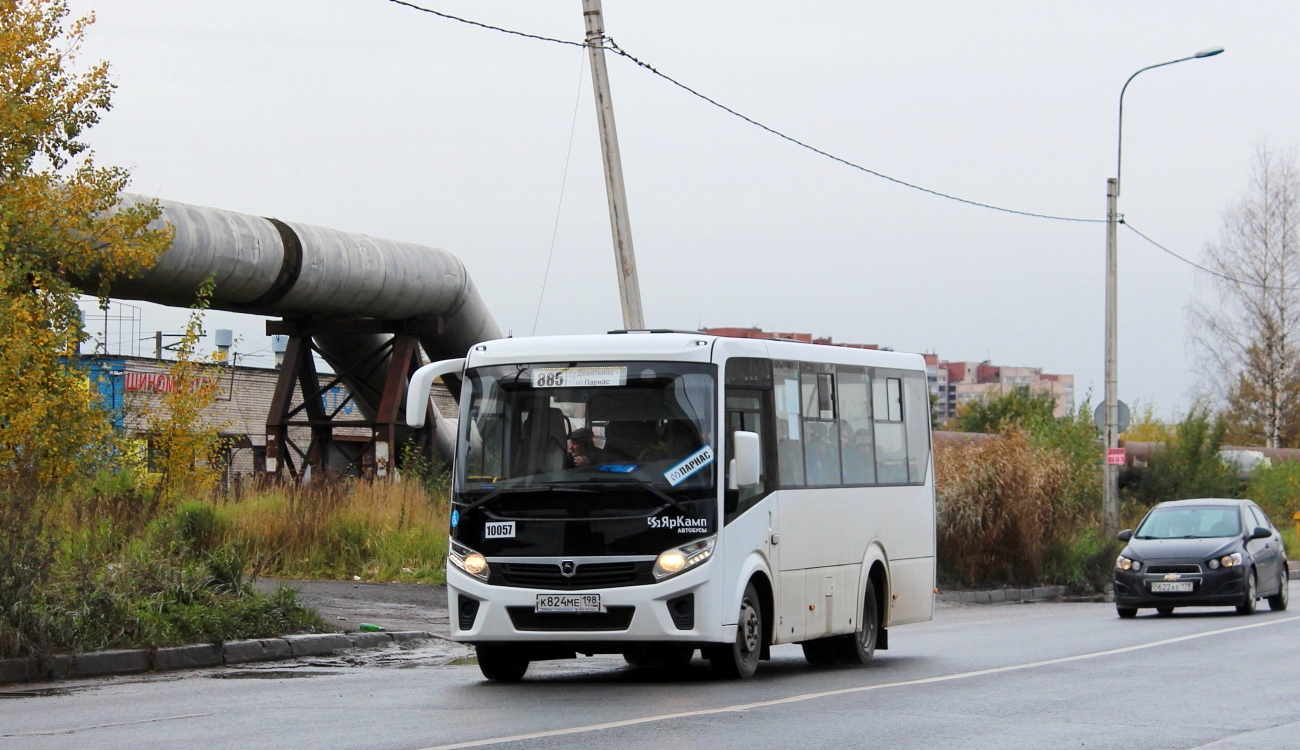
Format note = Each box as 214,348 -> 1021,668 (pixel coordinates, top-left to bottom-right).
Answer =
1191,145 -> 1300,448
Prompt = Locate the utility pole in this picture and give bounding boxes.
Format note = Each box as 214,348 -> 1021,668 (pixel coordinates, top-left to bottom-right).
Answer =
1103,177 -> 1120,537
582,0 -> 645,330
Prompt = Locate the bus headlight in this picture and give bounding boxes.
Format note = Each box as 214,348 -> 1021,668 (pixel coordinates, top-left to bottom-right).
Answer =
449,539 -> 490,582
654,536 -> 715,581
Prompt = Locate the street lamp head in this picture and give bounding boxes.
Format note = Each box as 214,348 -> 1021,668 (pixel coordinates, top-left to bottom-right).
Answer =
1194,46 -> 1225,58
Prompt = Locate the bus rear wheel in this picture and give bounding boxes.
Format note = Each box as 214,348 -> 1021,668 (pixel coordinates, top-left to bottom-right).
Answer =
476,644 -> 529,682
708,582 -> 764,679
834,578 -> 879,666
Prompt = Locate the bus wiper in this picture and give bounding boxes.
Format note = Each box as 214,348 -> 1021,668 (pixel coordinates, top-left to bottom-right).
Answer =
570,474 -> 693,514
456,482 -> 596,513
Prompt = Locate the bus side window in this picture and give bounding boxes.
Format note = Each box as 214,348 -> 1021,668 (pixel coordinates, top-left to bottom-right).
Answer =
801,367 -> 841,486
772,361 -> 805,487
725,390 -> 768,523
873,375 -> 908,484
837,367 -> 876,485
904,374 -> 931,483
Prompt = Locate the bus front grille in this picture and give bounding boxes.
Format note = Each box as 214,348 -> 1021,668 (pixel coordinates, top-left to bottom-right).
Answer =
506,606 -> 635,631
491,561 -> 654,589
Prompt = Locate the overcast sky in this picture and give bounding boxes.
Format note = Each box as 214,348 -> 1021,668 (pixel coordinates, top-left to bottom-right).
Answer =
68,0 -> 1300,416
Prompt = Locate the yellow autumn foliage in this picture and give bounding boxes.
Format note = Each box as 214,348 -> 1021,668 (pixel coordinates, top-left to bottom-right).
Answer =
0,0 -> 172,494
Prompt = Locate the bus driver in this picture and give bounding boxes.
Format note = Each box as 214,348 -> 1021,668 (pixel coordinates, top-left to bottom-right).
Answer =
566,427 -> 605,468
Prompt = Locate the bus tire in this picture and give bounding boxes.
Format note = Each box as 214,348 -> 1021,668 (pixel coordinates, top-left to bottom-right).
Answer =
708,581 -> 764,679
476,644 -> 529,682
801,638 -> 840,667
624,645 -> 695,669
834,577 -> 878,666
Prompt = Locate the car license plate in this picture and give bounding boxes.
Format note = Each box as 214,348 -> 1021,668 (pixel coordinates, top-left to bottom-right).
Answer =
1150,581 -> 1194,593
535,594 -> 602,613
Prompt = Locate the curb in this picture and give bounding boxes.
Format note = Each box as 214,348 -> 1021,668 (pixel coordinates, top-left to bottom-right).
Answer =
0,630 -> 437,685
936,585 -> 1069,604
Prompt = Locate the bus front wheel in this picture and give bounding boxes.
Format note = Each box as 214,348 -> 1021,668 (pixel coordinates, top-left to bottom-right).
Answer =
708,581 -> 764,679
475,644 -> 529,682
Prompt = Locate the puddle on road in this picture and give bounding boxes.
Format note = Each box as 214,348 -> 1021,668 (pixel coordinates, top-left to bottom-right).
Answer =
0,687 -> 74,699
209,670 -> 342,680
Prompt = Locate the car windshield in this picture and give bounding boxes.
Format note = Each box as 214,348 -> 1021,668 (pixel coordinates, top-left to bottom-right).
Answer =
1135,506 -> 1242,539
456,361 -> 716,502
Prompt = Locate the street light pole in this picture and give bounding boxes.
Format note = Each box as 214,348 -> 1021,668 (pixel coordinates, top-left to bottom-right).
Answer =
1103,47 -> 1223,537
582,0 -> 645,331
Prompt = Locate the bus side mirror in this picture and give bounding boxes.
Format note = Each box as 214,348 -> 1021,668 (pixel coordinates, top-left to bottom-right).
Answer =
733,431 -> 761,488
406,357 -> 466,427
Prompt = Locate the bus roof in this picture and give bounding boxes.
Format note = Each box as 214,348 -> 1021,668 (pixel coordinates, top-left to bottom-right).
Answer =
465,332 -> 927,372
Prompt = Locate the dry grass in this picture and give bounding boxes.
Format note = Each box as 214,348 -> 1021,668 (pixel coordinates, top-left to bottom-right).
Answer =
934,428 -> 1070,587
213,477 -> 450,583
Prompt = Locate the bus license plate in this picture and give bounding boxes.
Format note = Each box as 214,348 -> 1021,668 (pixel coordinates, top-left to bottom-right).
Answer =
1150,581 -> 1194,593
535,594 -> 602,613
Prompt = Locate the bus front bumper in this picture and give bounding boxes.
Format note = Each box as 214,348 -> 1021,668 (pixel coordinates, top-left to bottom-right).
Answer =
447,562 -> 732,647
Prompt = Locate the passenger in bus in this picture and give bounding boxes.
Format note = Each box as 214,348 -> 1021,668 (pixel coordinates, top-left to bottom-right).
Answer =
566,427 -> 606,468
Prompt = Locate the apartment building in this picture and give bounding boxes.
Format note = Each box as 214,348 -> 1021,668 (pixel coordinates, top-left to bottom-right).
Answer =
700,327 -> 1073,424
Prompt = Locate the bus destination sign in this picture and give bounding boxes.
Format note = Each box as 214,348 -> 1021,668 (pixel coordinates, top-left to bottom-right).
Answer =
532,366 -> 627,388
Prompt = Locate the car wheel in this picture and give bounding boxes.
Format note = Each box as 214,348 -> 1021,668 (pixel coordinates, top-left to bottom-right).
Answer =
1116,607 -> 1137,619
1156,607 -> 1174,616
476,644 -> 529,682
1236,570 -> 1258,615
708,581 -> 764,679
1267,567 -> 1290,612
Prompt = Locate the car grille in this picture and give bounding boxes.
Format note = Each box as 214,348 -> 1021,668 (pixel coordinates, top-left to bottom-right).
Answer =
1146,564 -> 1202,574
506,606 -> 635,631
489,561 -> 655,589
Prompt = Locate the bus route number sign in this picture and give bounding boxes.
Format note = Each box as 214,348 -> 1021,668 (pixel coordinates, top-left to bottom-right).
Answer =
532,366 -> 627,388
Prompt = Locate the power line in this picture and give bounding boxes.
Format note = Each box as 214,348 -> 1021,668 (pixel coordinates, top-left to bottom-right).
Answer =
532,51 -> 587,336
1122,221 -> 1300,292
384,0 -> 585,48
382,0 -> 1103,224
603,40 -> 1103,225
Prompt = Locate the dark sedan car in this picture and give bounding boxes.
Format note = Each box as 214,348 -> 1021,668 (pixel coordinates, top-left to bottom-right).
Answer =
1114,498 -> 1290,618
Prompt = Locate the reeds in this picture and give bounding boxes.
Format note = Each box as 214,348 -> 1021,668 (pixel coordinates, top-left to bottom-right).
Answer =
934,428 -> 1070,587
213,476 -> 450,583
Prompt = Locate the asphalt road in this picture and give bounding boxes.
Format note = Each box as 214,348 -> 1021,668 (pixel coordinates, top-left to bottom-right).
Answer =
3,583 -> 1297,750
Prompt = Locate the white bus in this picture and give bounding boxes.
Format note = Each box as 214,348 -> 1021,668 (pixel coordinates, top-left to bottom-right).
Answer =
407,331 -> 935,681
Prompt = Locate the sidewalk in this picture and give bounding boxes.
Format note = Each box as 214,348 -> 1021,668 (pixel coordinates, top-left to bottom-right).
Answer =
254,579 -> 450,635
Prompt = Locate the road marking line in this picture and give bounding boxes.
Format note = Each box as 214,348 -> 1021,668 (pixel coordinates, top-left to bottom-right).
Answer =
414,614 -> 1300,750
2,712 -> 216,737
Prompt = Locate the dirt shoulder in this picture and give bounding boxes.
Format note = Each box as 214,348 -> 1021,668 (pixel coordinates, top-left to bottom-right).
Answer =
254,579 -> 449,636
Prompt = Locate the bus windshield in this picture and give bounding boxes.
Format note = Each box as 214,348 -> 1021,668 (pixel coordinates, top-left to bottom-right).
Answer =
456,361 -> 717,501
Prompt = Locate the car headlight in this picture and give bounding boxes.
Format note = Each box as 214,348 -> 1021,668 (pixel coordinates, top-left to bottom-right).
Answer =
449,539 -> 490,581
1219,552 -> 1243,568
654,536 -> 716,581
1116,555 -> 1141,572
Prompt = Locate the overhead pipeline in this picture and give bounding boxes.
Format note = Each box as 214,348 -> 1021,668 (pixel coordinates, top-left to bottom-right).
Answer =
102,194 -> 496,459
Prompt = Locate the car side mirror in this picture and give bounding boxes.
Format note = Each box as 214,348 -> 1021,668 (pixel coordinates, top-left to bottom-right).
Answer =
1116,529 -> 1132,543
732,431 -> 761,488
1250,526 -> 1272,540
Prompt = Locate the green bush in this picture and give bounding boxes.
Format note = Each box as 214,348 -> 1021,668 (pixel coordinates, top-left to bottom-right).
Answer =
1045,527 -> 1121,593
1123,407 -> 1239,508
1247,459 -> 1300,526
